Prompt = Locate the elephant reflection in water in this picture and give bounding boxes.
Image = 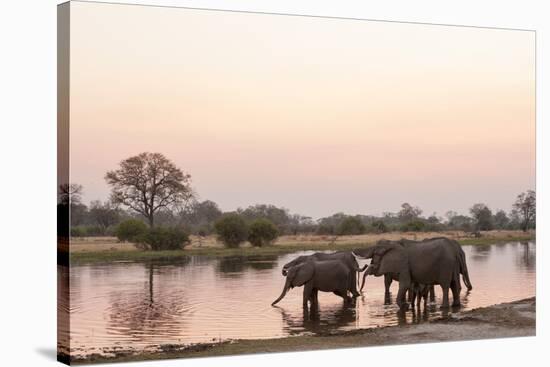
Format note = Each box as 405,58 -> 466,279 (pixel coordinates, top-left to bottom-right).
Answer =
274,303 -> 356,336
396,306 -> 430,326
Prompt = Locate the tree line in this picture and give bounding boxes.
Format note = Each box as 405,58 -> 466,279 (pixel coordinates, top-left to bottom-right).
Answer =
58,152 -> 536,250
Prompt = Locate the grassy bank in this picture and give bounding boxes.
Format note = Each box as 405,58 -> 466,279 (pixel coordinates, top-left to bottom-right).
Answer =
69,297 -> 535,364
69,232 -> 535,264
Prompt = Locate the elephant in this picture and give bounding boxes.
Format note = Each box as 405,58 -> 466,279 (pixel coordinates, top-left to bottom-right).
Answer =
357,237 -> 472,304
354,237 -> 470,309
281,251 -> 367,298
272,259 -> 353,307
364,272 -> 435,305
410,282 -> 430,310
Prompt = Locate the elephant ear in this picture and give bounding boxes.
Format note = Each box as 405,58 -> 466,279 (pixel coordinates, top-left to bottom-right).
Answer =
377,246 -> 408,274
374,244 -> 393,257
290,262 -> 314,287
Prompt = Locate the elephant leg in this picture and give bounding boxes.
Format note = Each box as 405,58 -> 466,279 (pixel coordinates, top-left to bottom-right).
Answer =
440,285 -> 450,309
384,275 -> 392,304
303,284 -> 313,308
451,278 -> 461,307
429,285 -> 435,303
396,284 -> 409,311
396,272 -> 411,311
312,288 -> 319,307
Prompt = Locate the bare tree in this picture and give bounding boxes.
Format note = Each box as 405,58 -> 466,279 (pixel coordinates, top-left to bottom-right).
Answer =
513,190 -> 536,232
58,183 -> 83,205
58,183 -> 88,226
445,210 -> 458,224
105,152 -> 194,227
398,203 -> 423,222
58,183 -> 85,237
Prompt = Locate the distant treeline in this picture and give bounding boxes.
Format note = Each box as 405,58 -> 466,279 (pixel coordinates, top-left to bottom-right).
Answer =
65,195 -> 535,238
58,153 -> 535,247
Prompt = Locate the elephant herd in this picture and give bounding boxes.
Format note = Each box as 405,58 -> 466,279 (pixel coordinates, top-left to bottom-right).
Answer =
272,237 -> 473,311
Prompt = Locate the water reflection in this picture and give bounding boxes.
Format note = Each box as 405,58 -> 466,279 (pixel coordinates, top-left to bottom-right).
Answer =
515,242 -> 535,270
216,256 -> 277,277
469,244 -> 492,262
106,263 -> 191,342
276,302 -> 357,335
69,241 -> 536,357
460,290 -> 472,309
57,265 -> 70,357
409,308 -> 430,324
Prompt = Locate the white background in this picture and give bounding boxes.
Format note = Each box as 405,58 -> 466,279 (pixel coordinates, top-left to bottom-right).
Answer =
0,0 -> 547,366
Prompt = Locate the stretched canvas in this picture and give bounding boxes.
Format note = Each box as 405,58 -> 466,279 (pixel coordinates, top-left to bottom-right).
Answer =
57,1 -> 536,364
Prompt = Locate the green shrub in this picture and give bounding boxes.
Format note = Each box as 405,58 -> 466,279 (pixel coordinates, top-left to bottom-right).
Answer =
401,220 -> 427,232
214,214 -> 249,248
84,225 -> 104,236
104,225 -> 117,237
115,219 -> 148,242
337,217 -> 365,235
70,226 -> 87,237
135,226 -> 190,251
248,219 -> 279,247
368,220 -> 388,234
71,225 -> 109,237
196,224 -> 214,236
316,224 -> 335,235
424,222 -> 443,232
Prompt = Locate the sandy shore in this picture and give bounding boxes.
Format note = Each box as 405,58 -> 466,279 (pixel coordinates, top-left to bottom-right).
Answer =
68,297 -> 535,364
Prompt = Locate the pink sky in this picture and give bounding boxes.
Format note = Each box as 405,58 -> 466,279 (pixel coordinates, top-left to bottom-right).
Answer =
67,2 -> 535,218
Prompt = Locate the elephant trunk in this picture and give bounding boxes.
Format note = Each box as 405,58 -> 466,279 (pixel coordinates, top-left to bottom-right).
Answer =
272,279 -> 291,306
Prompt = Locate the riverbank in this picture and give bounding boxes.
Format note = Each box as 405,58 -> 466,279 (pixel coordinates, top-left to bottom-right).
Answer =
67,230 -> 535,264
68,297 -> 535,364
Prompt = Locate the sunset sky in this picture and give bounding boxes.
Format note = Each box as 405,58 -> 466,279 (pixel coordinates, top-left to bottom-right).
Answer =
68,1 -> 535,219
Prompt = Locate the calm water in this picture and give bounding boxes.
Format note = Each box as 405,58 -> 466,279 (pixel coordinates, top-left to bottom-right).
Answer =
62,242 -> 535,356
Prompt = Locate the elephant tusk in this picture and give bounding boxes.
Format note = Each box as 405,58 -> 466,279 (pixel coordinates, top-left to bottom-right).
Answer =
360,270 -> 369,292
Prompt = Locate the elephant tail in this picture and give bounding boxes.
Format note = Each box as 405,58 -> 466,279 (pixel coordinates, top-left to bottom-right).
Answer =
458,251 -> 473,290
